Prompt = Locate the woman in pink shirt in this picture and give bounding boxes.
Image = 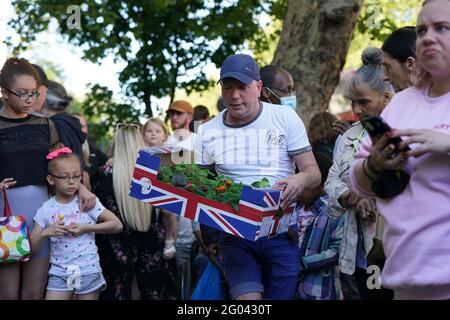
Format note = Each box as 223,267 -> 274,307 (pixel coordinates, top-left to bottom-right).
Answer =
351,0 -> 450,299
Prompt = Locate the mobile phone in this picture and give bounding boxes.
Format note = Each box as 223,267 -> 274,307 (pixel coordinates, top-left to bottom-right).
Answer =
360,116 -> 410,153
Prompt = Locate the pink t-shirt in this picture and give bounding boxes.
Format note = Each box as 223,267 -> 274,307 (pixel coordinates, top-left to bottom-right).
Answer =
350,87 -> 450,299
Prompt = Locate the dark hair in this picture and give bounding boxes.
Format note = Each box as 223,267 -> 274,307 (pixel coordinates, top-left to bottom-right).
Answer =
31,64 -> 49,87
260,65 -> 279,88
307,111 -> 339,145
194,105 -> 210,121
44,80 -> 72,111
382,26 -> 417,62
313,147 -> 334,185
0,57 -> 39,90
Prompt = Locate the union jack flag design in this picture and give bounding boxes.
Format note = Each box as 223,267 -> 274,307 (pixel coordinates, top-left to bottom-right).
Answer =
129,150 -> 296,241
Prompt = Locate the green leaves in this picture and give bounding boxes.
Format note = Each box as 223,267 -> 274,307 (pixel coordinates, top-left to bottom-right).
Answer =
9,0 -> 286,120
355,0 -> 421,42
158,164 -> 272,212
251,177 -> 270,189
81,83 -> 141,143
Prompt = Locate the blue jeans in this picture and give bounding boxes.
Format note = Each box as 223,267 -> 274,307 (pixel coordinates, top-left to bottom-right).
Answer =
219,232 -> 299,300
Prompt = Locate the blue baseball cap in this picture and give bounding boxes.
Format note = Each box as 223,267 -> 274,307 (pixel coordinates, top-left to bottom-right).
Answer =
218,54 -> 260,85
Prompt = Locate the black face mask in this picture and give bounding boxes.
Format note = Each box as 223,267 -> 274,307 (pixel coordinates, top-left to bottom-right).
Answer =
371,169 -> 410,199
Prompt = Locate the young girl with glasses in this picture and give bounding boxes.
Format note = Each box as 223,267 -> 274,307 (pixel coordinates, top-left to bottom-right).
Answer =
0,57 -> 97,300
30,145 -> 122,300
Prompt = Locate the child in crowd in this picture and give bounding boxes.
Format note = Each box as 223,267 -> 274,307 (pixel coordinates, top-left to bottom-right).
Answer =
94,123 -> 177,300
142,118 -> 178,260
0,57 -> 96,300
30,145 -> 122,300
297,149 -> 344,300
143,117 -> 169,147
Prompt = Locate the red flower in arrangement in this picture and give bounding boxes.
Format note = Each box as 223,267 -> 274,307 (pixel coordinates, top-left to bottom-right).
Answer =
157,164 -> 273,212
216,185 -> 226,192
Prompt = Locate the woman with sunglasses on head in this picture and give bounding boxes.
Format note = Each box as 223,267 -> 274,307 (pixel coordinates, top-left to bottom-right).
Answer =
351,0 -> 450,299
0,57 -> 96,299
93,124 -> 177,300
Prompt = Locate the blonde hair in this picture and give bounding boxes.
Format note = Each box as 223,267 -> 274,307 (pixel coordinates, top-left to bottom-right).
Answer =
112,125 -> 152,232
143,117 -> 168,144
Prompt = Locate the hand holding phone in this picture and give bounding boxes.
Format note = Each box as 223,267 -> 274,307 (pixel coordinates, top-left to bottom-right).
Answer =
360,116 -> 410,155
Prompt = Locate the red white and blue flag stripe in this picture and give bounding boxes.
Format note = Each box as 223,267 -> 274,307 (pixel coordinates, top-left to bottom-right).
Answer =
129,150 -> 295,241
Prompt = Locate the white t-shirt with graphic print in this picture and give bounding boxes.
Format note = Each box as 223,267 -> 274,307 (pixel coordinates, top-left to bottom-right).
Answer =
195,102 -> 311,185
34,196 -> 105,276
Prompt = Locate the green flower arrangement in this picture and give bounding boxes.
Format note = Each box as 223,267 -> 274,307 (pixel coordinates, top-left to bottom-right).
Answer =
157,164 -> 273,212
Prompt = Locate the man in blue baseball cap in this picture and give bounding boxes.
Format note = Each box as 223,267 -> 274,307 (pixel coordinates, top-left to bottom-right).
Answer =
195,53 -> 321,300
216,53 -> 263,125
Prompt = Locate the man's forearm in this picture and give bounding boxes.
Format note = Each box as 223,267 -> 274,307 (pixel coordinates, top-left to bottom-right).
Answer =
298,164 -> 321,189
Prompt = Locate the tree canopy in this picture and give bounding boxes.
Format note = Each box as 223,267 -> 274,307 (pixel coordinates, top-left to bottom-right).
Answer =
5,0 -> 425,142
8,0 -> 286,117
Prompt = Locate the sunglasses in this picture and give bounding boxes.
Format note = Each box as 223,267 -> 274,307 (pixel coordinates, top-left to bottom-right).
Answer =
115,123 -> 141,130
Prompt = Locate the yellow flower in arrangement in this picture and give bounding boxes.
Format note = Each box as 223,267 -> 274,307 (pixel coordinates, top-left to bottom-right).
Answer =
58,215 -> 64,221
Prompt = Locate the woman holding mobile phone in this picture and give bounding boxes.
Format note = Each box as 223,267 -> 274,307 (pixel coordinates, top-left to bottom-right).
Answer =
351,0 -> 450,299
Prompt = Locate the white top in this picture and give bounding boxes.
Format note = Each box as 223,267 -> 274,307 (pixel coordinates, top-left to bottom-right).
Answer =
167,131 -> 197,151
176,217 -> 196,247
34,196 -> 105,276
195,102 -> 311,185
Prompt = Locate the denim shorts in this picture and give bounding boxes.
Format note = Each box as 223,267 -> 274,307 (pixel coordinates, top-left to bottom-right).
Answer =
219,232 -> 300,300
47,273 -> 107,295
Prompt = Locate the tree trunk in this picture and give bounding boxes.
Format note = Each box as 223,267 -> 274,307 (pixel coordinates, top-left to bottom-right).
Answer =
272,0 -> 363,126
143,91 -> 153,118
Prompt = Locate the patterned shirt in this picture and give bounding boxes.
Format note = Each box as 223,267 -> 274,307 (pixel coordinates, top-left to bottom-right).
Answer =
34,196 -> 105,276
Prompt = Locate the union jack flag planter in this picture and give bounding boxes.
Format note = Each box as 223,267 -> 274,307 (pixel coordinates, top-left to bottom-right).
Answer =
129,150 -> 296,241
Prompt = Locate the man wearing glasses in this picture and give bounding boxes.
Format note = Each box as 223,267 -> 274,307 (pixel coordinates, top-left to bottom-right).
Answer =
260,65 -> 297,110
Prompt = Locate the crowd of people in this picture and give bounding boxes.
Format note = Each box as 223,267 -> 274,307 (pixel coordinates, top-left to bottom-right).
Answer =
1,0 -> 450,300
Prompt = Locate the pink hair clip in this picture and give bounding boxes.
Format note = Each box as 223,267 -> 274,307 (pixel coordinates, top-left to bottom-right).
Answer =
46,147 -> 73,160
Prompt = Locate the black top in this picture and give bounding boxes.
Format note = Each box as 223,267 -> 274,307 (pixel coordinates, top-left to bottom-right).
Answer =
0,114 -> 59,188
50,112 -> 86,157
86,144 -> 108,184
